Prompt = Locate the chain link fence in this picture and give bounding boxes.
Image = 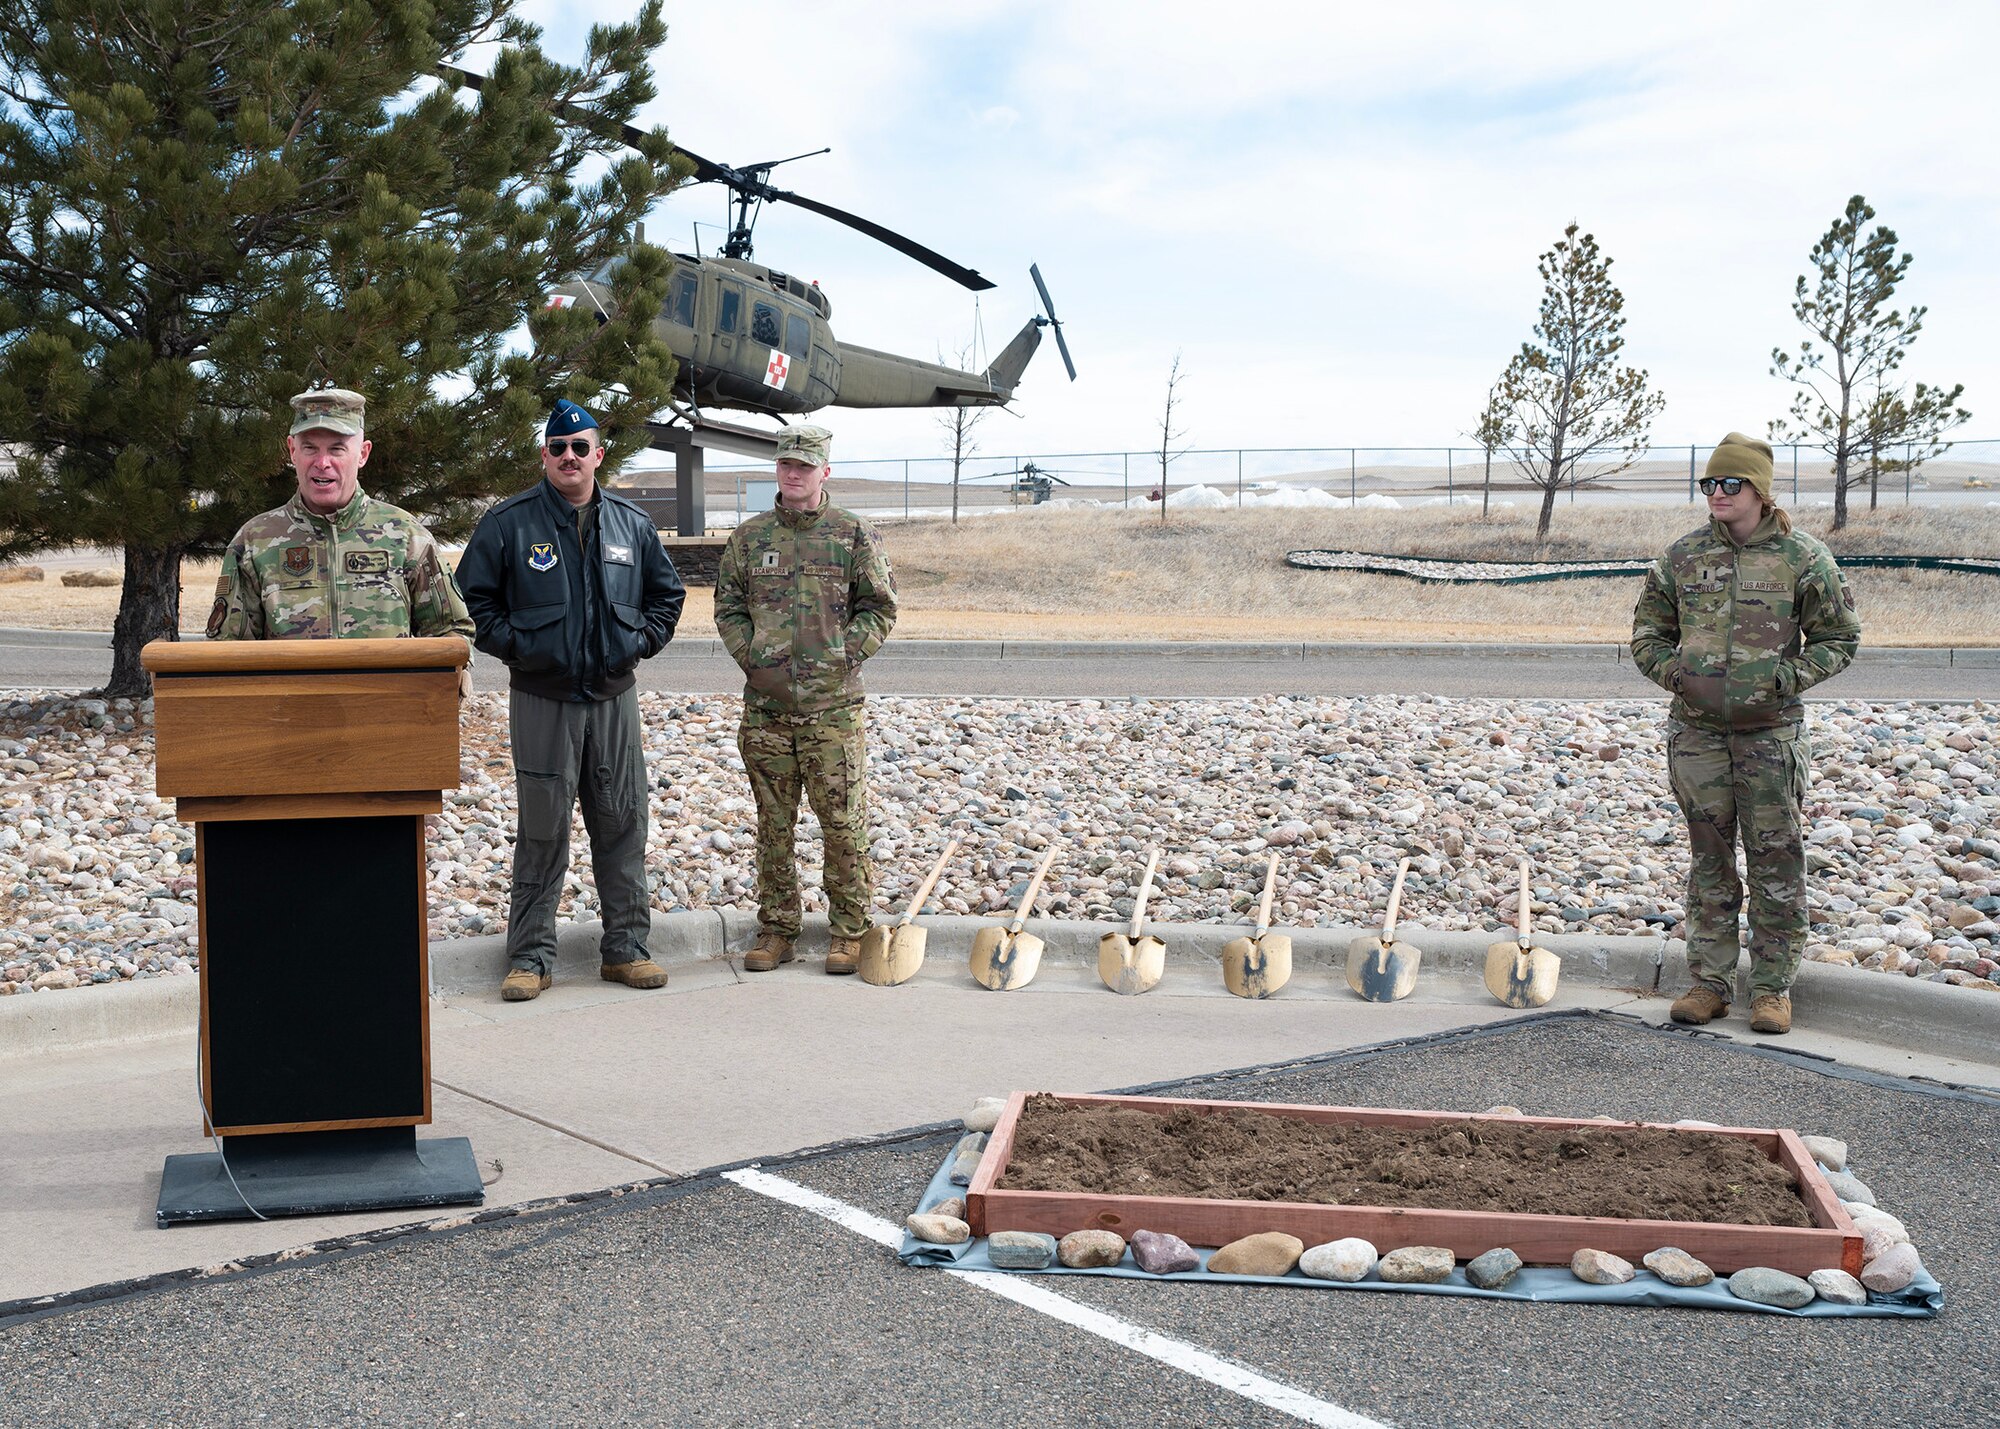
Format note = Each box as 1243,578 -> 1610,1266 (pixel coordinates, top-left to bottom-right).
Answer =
691,438 -> 2000,527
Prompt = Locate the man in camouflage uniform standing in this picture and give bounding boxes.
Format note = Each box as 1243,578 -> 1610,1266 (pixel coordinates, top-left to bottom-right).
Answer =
1632,433 -> 1861,1035
715,424 -> 897,975
208,388 -> 473,643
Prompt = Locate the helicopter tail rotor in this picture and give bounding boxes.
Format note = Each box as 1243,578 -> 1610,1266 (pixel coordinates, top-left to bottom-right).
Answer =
1029,263 -> 1077,382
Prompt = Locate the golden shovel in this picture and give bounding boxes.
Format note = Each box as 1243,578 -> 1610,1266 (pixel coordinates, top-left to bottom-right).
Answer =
970,844 -> 1061,991
1222,851 -> 1291,999
857,838 -> 960,987
1484,858 -> 1562,1008
1097,845 -> 1165,995
1346,856 -> 1421,1002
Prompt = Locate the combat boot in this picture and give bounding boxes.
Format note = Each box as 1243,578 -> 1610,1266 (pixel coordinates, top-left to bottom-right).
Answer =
1669,985 -> 1729,1025
825,935 -> 862,976
601,958 -> 668,990
1749,993 -> 1792,1035
501,967 -> 551,1002
743,931 -> 796,972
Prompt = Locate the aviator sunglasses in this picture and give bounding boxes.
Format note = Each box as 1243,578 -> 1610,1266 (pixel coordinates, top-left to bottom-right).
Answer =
1698,477 -> 1747,496
546,438 -> 597,457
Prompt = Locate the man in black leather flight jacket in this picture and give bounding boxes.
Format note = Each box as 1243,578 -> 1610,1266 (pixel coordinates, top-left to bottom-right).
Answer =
456,400 -> 685,1001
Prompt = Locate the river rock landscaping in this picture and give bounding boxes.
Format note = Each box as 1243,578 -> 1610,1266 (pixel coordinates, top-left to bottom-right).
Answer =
2,689 -> 1995,995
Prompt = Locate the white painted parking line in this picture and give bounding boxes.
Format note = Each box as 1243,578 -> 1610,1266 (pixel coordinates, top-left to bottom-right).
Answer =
723,1166 -> 1390,1429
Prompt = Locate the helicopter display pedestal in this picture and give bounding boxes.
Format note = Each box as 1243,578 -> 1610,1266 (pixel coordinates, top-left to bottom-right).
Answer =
647,417 -> 786,536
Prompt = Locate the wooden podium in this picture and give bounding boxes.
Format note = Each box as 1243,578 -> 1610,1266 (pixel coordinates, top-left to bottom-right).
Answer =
142,636 -> 484,1225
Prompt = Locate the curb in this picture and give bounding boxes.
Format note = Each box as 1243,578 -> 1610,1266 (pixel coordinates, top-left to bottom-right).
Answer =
9,912 -> 1996,1068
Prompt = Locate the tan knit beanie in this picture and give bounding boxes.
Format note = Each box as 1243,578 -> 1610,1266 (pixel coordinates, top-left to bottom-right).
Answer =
1705,432 -> 1774,500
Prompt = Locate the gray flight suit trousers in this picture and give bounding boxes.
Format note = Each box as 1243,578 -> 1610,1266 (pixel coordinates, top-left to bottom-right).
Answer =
505,686 -> 651,973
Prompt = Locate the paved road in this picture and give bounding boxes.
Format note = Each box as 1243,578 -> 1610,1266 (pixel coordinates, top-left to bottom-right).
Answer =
3,628 -> 1995,700
2,1017 -> 1991,1428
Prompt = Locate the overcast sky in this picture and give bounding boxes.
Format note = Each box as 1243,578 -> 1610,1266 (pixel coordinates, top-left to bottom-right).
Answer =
519,1 -> 1999,470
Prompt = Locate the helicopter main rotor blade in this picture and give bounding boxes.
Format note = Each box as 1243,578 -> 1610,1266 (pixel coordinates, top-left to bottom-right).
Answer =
1030,263 -> 1078,381
773,188 -> 993,290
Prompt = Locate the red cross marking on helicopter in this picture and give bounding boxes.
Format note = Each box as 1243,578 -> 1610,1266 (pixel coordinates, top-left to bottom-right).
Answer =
763,351 -> 790,388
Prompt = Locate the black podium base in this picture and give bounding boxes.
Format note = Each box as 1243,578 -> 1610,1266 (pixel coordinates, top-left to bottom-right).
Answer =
156,1127 -> 484,1227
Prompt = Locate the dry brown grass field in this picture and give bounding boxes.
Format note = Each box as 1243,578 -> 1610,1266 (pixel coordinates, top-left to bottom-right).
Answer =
2,503 -> 1994,643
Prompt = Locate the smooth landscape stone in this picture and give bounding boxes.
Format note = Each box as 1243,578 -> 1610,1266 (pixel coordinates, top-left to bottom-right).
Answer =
987,1231 -> 1058,1269
906,1213 -> 970,1245
1481,1104 -> 1524,1117
963,1097 -> 1007,1134
1057,1229 -> 1127,1269
1378,1246 -> 1455,1284
1129,1229 -> 1200,1275
948,1132 -> 987,1186
1801,1135 -> 1849,1172
1843,1203 -> 1907,1240
1728,1267 -> 1816,1309
1808,1269 -> 1870,1306
1207,1232 -> 1305,1278
929,1196 -> 966,1222
1860,1243 -> 1924,1293
1822,1169 -> 1876,1206
1642,1247 -> 1714,1287
1861,1226 -> 1908,1264
1570,1249 -> 1636,1285
1299,1238 -> 1377,1282
1465,1248 -> 1522,1290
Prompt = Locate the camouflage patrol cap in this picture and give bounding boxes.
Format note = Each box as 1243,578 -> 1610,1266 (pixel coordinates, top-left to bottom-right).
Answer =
289,387 -> 366,437
774,424 -> 833,466
1706,432 -> 1774,500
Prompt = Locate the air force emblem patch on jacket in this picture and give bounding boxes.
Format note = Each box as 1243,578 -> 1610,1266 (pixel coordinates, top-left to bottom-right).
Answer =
528,542 -> 557,572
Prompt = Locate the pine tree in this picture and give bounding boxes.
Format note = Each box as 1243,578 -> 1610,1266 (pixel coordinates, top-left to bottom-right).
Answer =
1493,223 -> 1663,542
0,1 -> 686,694
1771,195 -> 1967,531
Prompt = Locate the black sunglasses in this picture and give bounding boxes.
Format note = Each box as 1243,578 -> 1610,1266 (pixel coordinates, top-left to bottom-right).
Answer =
1698,477 -> 1747,496
547,438 -> 597,457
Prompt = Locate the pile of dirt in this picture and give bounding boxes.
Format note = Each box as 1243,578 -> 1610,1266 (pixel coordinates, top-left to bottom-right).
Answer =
996,1095 -> 1813,1227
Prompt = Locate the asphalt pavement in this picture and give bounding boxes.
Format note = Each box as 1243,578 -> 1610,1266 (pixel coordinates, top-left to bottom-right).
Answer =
4,627 -> 1996,700
3,1015 -> 1992,1429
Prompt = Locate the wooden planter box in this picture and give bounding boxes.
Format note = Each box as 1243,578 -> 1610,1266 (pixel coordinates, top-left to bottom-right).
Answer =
966,1093 -> 1863,1278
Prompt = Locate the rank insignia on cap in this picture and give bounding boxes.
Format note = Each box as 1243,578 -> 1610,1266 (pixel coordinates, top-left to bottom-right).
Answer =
283,546 -> 313,576
528,542 -> 558,572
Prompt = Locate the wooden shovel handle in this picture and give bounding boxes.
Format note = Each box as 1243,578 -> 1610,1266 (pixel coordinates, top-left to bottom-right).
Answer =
1254,851 -> 1280,938
1128,846 -> 1161,940
1008,844 -> 1060,934
900,838 -> 960,927
1518,858 -> 1533,948
1383,857 -> 1412,943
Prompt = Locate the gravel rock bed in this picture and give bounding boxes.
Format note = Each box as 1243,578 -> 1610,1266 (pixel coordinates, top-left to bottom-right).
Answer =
2,689 -> 1995,997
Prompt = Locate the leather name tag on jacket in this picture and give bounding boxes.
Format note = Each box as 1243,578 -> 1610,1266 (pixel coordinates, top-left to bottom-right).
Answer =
345,551 -> 391,574
1740,580 -> 1789,593
604,542 -> 634,565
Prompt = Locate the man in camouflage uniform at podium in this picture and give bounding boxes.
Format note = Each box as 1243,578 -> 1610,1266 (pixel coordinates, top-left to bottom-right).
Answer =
715,424 -> 898,975
1632,432 -> 1860,1036
207,387 -> 472,643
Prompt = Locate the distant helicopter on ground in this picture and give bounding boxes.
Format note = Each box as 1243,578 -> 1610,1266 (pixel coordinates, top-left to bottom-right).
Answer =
445,69 -> 1077,423
967,462 -> 1085,505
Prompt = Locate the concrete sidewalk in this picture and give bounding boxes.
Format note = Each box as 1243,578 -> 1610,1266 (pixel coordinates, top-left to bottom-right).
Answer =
4,914 -> 1996,1312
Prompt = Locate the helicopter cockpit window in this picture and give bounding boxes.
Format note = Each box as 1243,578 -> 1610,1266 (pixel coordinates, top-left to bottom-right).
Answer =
668,275 -> 697,327
718,287 -> 741,334
751,302 -> 782,347
587,256 -> 627,285
784,314 -> 810,359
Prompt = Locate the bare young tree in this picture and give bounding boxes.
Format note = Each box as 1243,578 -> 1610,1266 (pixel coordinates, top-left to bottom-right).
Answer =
1156,350 -> 1189,523
935,343 -> 989,525
1848,381 -> 1969,512
1771,195 -> 1967,530
1493,223 -> 1664,542
1470,385 -> 1516,520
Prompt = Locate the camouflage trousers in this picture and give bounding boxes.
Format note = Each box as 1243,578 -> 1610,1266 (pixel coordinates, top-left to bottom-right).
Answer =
1666,720 -> 1811,999
738,704 -> 872,940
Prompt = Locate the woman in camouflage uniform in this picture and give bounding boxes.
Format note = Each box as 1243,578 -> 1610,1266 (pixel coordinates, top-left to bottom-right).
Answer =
1631,433 -> 1861,1035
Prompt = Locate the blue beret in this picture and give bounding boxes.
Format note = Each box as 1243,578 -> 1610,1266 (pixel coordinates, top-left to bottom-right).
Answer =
546,399 -> 599,439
